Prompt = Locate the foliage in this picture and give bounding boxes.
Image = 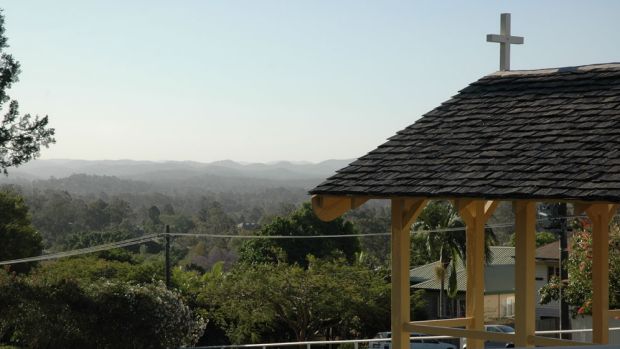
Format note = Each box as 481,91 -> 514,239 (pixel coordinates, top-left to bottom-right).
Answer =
345,205 -> 391,267
411,201 -> 496,318
0,10 -> 55,174
539,223 -> 620,316
28,254 -> 169,286
0,270 -> 205,348
509,231 -> 557,247
238,202 -> 360,267
0,190 -> 42,273
201,257 -> 418,344
411,201 -> 497,295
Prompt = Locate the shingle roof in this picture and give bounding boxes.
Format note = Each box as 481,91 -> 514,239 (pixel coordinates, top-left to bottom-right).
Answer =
535,240 -> 560,260
311,63 -> 620,202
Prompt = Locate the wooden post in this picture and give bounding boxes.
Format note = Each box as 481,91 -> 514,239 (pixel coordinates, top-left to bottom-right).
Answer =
589,205 -> 613,344
391,198 -> 410,349
391,198 -> 427,349
575,203 -> 616,344
455,200 -> 497,349
513,201 -> 536,347
592,209 -> 609,345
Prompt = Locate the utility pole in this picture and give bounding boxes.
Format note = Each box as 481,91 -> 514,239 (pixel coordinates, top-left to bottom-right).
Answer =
558,203 -> 571,340
165,225 -> 171,289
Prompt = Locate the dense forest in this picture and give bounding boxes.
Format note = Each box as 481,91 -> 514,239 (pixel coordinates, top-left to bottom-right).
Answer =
0,164 -> 557,348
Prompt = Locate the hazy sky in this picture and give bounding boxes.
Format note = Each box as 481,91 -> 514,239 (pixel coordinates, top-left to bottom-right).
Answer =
2,1 -> 620,163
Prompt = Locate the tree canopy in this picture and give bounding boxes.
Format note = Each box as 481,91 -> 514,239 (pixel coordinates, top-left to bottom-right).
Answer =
0,190 -> 42,273
0,10 -> 55,173
201,257 -> 425,344
237,202 -> 360,266
539,220 -> 620,316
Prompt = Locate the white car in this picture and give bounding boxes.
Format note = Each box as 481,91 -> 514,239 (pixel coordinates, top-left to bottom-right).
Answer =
461,325 -> 515,348
371,332 -> 457,349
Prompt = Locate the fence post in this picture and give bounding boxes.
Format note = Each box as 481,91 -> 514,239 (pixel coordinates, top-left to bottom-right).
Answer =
354,342 -> 359,349
307,344 -> 311,349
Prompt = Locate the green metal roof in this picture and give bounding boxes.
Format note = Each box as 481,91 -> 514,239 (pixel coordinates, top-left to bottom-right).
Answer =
410,246 -> 516,293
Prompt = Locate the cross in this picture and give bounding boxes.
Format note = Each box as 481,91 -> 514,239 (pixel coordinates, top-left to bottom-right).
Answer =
486,13 -> 524,71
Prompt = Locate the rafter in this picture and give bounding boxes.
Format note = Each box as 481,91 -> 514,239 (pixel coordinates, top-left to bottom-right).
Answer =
402,198 -> 428,229
311,195 -> 368,222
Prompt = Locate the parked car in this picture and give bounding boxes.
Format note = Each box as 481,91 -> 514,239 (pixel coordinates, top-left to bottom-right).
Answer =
461,325 -> 514,348
371,331 -> 457,349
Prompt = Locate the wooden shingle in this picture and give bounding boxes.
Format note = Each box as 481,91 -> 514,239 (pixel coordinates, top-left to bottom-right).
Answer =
310,63 -> 620,202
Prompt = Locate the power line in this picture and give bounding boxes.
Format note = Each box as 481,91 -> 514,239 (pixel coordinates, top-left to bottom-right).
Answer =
0,214 -> 587,266
0,234 -> 160,266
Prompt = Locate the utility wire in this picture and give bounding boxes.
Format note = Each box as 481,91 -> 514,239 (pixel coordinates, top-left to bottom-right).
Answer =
0,234 -> 161,266
0,214 -> 587,266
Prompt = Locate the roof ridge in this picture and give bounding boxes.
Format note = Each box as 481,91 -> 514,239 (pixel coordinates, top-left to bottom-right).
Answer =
487,62 -> 620,77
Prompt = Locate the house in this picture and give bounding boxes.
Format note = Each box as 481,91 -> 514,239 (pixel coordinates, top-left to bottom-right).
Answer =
410,242 -> 561,329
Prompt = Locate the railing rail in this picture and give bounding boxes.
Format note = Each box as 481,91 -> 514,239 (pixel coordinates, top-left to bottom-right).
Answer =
188,327 -> 620,349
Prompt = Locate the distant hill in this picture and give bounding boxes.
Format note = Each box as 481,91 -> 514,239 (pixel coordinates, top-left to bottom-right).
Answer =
0,159 -> 354,195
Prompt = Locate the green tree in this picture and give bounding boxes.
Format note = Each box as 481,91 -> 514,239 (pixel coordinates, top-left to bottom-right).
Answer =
509,230 -> 557,247
539,224 -> 620,316
201,257 -> 415,343
0,271 -> 205,348
0,190 -> 43,273
148,205 -> 161,224
0,10 -> 55,173
238,202 -> 360,267
412,200 -> 496,318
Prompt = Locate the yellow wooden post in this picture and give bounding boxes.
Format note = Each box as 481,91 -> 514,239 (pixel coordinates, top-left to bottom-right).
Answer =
455,200 -> 496,349
513,201 -> 536,347
391,198 -> 410,349
575,203 -> 616,344
391,198 -> 427,349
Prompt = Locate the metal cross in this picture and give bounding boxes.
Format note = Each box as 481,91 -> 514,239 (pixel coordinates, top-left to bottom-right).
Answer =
486,13 -> 524,71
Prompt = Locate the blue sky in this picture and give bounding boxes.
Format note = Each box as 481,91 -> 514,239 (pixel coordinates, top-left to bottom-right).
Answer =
2,1 -> 620,163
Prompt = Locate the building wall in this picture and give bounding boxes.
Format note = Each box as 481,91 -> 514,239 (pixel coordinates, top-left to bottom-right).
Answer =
535,262 -> 560,318
484,293 -> 515,320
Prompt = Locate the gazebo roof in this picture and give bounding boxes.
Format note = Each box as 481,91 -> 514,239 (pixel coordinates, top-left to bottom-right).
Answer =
310,63 -> 620,202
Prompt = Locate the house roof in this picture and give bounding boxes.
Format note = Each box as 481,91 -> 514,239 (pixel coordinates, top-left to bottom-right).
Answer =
535,240 -> 560,261
310,63 -> 620,203
412,264 -> 515,294
410,246 -> 516,292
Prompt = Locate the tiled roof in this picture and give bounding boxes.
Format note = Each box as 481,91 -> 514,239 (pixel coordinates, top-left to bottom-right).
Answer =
489,246 -> 516,264
311,63 -> 620,202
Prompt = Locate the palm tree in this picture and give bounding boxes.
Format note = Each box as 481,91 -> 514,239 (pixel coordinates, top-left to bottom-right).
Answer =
413,200 -> 496,318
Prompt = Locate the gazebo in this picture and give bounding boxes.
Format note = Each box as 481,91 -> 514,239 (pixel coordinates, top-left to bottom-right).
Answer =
310,14 -> 620,349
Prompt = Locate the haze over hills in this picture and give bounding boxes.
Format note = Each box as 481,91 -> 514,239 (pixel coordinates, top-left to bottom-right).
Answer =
0,159 -> 354,195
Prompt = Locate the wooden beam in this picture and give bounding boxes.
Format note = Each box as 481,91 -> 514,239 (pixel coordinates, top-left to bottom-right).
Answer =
311,195 -> 368,222
483,200 -> 499,221
454,200 -> 495,349
408,317 -> 472,328
580,203 -> 617,344
454,199 -> 475,224
402,198 -> 428,230
609,309 -> 620,318
403,323 -> 515,343
528,335 -> 591,347
391,198 -> 410,349
513,201 -> 536,347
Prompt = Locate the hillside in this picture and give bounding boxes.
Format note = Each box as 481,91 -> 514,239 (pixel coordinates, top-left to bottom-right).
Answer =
0,159 -> 354,195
